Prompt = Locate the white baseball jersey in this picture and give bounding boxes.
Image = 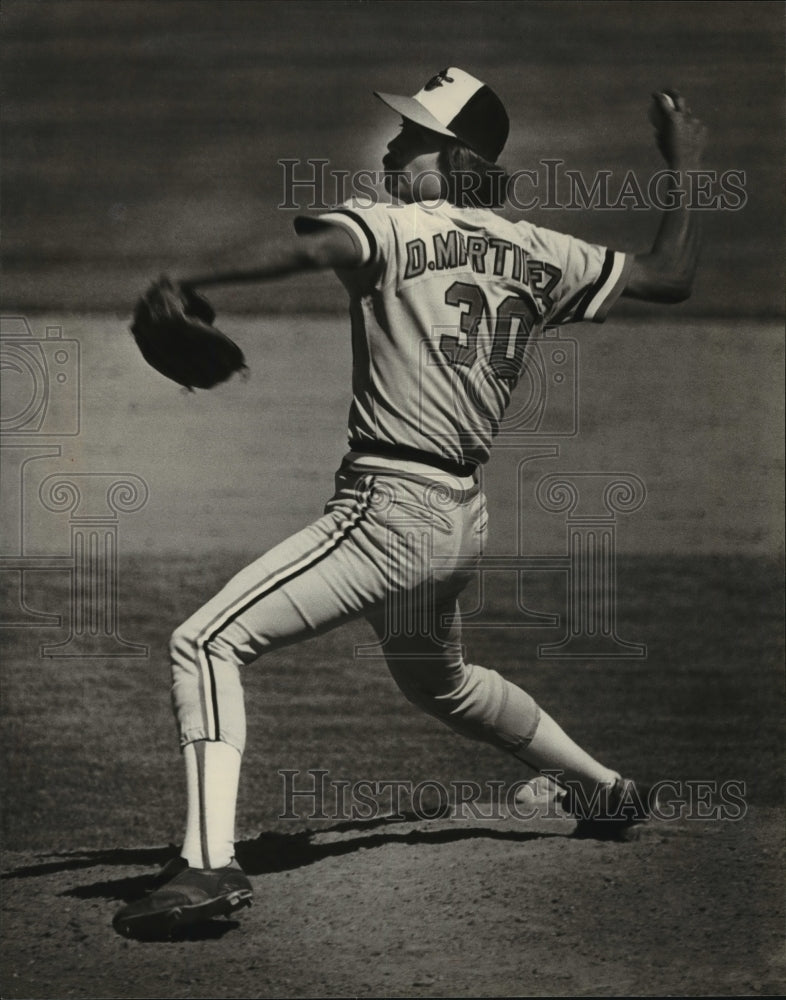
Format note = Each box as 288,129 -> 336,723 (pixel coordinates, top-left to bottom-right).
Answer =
299,200 -> 631,468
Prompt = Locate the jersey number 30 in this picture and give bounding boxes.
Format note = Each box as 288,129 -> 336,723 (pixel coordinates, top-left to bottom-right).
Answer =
441,280 -> 538,383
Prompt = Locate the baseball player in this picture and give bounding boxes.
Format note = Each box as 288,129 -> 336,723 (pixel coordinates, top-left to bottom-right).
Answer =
114,68 -> 706,937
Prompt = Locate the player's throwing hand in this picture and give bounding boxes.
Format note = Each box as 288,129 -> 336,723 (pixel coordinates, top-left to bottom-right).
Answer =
648,89 -> 708,168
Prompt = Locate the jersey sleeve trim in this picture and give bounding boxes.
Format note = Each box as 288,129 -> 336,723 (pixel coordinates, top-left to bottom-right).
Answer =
294,209 -> 378,266
576,250 -> 632,322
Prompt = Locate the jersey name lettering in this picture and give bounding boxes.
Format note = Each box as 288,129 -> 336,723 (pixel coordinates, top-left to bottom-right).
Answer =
402,230 -> 563,309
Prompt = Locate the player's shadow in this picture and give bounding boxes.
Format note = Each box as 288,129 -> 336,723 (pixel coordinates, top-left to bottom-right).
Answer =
236,814 -> 562,876
3,811 -> 565,910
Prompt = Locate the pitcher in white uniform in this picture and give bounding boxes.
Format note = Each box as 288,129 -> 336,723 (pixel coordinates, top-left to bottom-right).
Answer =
114,68 -> 706,938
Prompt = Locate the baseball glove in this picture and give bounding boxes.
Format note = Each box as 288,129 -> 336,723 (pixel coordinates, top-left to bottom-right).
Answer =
130,277 -> 247,390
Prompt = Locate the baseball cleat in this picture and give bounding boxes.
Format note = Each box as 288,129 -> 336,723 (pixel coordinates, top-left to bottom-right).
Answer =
150,854 -> 189,887
566,777 -> 658,840
113,858 -> 253,938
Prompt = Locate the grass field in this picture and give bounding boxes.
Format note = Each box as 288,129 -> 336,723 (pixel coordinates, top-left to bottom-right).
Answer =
2,551 -> 784,848
2,314 -> 780,558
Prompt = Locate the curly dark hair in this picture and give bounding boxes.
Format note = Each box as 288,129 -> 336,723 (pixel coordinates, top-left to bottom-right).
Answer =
437,141 -> 508,209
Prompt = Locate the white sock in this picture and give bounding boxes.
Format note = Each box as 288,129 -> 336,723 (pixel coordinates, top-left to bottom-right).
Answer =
521,709 -> 619,791
181,740 -> 241,870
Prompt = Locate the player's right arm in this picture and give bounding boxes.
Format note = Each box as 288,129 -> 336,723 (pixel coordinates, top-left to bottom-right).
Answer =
622,91 -> 708,303
176,224 -> 363,291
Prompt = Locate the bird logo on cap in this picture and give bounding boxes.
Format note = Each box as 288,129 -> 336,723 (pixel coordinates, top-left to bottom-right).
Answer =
424,69 -> 455,91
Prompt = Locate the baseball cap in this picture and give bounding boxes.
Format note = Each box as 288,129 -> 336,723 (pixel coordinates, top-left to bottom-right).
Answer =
375,67 -> 509,162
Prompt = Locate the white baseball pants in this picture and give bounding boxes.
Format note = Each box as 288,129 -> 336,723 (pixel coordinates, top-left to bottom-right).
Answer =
170,456 -> 541,757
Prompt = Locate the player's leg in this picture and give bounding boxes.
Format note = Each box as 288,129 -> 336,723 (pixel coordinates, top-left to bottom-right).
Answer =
170,494 -> 391,857
115,480 -> 390,936
371,588 -> 656,835
368,593 -> 619,790
366,473 -> 623,796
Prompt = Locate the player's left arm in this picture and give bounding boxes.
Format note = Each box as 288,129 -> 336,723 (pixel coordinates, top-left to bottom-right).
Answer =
175,225 -> 363,290
622,91 -> 708,303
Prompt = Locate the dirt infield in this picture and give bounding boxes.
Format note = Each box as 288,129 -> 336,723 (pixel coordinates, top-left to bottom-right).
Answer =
3,809 -> 784,998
